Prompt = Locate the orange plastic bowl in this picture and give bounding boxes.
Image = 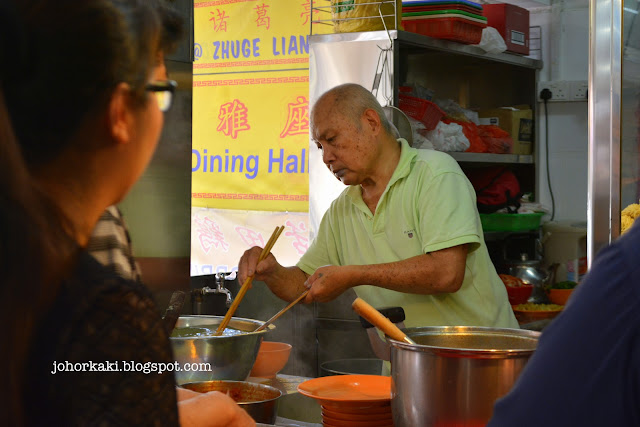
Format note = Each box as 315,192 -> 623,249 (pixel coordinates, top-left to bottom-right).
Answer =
249,341 -> 292,379
506,284 -> 533,305
547,288 -> 574,305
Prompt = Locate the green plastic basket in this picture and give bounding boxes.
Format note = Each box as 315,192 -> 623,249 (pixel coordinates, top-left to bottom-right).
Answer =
480,212 -> 545,232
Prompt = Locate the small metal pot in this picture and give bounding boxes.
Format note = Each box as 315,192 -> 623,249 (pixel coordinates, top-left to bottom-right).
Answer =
180,380 -> 282,424
390,326 -> 539,427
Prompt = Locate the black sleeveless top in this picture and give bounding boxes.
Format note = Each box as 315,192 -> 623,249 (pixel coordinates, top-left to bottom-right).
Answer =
25,251 -> 179,426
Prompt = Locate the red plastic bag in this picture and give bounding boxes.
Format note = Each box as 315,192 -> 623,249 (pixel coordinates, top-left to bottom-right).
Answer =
477,125 -> 513,154
442,118 -> 487,153
465,166 -> 521,213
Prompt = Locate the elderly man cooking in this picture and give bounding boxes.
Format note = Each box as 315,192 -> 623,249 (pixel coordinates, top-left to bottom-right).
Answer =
238,83 -> 517,328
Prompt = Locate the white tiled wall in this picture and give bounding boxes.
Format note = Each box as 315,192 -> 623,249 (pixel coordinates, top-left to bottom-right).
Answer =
532,0 -> 589,222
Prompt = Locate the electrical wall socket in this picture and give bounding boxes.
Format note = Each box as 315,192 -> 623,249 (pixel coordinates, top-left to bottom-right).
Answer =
570,80 -> 588,100
538,80 -> 588,102
538,81 -> 568,102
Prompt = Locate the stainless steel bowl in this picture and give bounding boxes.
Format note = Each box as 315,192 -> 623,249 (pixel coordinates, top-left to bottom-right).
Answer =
170,315 -> 274,384
180,380 -> 282,424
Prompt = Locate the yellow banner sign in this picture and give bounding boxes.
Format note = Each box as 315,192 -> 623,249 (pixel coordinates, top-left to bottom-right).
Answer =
193,0 -> 314,212
194,0 -> 313,74
192,71 -> 310,211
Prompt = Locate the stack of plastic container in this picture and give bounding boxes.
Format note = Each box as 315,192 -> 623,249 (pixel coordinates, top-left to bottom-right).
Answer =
402,0 -> 487,44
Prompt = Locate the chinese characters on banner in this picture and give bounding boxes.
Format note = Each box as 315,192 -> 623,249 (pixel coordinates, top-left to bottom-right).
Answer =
191,207 -> 310,276
192,0 -> 319,275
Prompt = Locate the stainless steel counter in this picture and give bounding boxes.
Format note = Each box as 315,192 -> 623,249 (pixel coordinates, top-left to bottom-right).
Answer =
249,374 -> 322,426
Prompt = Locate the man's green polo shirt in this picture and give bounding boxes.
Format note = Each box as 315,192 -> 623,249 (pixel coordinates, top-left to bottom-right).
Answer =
298,139 -> 518,328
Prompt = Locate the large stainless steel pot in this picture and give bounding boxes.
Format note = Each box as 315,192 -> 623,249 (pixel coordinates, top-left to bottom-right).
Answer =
170,315 -> 274,385
390,326 -> 539,427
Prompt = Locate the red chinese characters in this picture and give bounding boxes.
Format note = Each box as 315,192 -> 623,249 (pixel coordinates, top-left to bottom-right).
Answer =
194,217 -> 230,253
280,96 -> 309,138
301,0 -> 311,25
235,227 -> 266,248
255,3 -> 270,29
284,220 -> 309,255
209,9 -> 229,33
217,99 -> 251,139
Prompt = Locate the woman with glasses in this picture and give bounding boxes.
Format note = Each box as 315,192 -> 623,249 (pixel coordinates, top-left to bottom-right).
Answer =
0,1 -> 253,425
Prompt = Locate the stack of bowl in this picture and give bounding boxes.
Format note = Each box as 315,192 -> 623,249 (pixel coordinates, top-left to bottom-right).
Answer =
321,404 -> 393,427
298,374 -> 392,427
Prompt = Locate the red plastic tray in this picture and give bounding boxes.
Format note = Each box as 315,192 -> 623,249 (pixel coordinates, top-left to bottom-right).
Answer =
402,16 -> 485,44
404,4 -> 484,15
398,94 -> 445,130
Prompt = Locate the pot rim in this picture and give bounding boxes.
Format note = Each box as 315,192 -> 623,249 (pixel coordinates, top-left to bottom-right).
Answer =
389,326 -> 540,358
170,315 -> 275,340
180,380 -> 283,404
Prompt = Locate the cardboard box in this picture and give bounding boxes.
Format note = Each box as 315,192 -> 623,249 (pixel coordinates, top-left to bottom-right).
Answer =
477,106 -> 533,155
483,3 -> 530,55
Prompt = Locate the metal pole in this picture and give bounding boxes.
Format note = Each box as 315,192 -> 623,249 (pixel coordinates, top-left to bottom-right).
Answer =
588,0 -> 622,265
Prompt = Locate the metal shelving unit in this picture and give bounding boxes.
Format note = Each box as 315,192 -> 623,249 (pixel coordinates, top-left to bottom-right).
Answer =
396,30 -> 543,69
309,30 -> 543,70
448,152 -> 535,164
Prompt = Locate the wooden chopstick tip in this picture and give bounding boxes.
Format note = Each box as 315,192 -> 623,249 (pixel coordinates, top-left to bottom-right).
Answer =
216,225 -> 285,335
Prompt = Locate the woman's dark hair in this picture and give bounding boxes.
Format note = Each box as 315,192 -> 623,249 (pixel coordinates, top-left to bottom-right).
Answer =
0,0 -> 182,424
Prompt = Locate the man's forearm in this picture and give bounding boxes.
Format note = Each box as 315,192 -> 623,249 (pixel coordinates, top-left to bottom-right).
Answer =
349,246 -> 467,295
263,265 -> 309,302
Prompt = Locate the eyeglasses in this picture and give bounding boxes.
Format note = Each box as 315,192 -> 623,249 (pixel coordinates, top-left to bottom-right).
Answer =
145,79 -> 177,112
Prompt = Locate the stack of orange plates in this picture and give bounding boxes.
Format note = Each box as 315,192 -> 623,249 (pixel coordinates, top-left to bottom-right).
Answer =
297,375 -> 393,427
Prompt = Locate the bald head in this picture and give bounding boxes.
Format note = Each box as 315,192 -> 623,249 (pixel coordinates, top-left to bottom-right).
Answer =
312,83 -> 396,137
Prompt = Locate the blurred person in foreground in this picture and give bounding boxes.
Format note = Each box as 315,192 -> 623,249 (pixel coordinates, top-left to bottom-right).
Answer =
0,1 -> 253,425
488,220 -> 640,426
88,205 -> 143,282
238,83 -> 517,329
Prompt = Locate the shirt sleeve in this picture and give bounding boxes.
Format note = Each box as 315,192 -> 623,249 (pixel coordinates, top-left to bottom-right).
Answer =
415,169 -> 482,254
297,201 -> 341,275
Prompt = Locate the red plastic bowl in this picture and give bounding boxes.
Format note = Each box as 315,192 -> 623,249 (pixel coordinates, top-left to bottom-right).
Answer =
506,284 -> 533,305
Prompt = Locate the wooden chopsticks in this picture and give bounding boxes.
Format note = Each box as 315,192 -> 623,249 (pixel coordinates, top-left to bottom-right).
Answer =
254,289 -> 309,332
215,225 -> 285,336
